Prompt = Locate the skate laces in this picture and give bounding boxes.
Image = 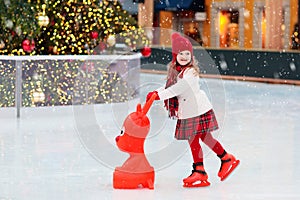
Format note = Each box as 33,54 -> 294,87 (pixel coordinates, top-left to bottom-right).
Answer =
192,163 -> 207,175
219,154 -> 234,171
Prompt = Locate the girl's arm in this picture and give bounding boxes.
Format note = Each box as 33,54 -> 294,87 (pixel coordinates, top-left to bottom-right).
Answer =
157,70 -> 195,100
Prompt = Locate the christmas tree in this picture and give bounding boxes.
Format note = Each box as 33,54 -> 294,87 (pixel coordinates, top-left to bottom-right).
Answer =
0,0 -> 149,55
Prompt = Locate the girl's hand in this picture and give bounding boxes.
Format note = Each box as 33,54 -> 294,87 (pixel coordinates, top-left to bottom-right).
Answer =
146,91 -> 160,101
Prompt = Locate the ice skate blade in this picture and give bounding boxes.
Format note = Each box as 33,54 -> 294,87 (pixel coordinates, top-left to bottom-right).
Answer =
220,159 -> 240,181
183,180 -> 210,188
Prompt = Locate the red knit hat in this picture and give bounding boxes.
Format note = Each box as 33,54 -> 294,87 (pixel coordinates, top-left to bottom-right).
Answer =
171,33 -> 193,64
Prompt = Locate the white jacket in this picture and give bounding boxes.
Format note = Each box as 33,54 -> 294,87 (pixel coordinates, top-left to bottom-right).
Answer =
157,68 -> 212,119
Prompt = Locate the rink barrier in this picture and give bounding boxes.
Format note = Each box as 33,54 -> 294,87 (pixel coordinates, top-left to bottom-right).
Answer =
141,69 -> 300,85
0,54 -> 141,117
141,47 -> 300,85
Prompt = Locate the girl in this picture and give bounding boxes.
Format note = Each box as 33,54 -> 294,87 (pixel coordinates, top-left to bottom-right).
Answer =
147,33 -> 240,187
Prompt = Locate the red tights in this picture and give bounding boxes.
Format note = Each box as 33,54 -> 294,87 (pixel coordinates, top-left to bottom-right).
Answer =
188,132 -> 225,163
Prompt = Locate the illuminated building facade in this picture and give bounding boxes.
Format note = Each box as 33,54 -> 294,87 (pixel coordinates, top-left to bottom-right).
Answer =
138,0 -> 299,50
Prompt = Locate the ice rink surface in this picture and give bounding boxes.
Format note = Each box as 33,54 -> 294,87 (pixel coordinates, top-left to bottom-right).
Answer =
1,73 -> 300,200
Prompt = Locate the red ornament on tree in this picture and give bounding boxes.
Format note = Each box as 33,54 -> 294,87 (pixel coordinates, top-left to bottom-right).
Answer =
141,46 -> 151,57
22,39 -> 31,52
90,31 -> 99,39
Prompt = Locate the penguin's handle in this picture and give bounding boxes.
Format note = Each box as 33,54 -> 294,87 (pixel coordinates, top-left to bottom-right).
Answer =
143,93 -> 157,115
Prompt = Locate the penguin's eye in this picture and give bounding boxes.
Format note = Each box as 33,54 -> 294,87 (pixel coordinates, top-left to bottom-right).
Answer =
120,127 -> 125,136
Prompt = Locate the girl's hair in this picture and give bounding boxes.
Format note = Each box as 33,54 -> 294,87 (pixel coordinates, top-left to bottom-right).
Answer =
166,56 -> 200,79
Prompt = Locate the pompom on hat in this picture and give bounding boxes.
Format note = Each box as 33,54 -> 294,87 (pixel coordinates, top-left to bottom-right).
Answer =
171,32 -> 193,63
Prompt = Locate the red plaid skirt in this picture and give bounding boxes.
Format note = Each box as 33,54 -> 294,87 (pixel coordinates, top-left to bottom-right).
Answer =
175,109 -> 219,140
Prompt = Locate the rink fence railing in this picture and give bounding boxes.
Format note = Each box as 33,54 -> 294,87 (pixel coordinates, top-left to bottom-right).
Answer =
141,47 -> 300,84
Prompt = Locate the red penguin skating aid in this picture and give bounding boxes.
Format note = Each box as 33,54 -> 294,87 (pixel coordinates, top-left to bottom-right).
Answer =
113,93 -> 157,189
